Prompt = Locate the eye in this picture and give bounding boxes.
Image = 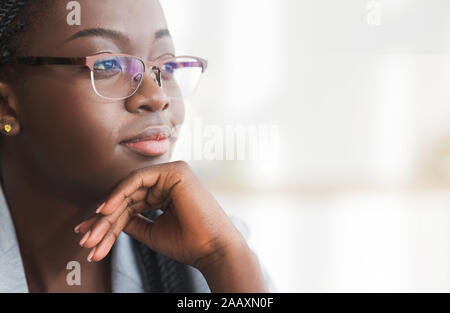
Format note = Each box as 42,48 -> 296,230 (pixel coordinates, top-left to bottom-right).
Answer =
161,61 -> 179,81
161,62 -> 177,74
94,58 -> 122,72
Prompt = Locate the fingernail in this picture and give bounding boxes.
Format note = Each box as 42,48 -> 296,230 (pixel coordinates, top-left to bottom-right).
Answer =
79,230 -> 91,247
87,246 -> 96,262
96,201 -> 106,214
74,224 -> 81,234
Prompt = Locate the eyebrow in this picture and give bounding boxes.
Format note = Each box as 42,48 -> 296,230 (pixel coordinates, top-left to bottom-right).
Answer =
154,29 -> 171,41
65,27 -> 171,43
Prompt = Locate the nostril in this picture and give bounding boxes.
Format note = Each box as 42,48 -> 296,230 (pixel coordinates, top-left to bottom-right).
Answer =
137,101 -> 169,112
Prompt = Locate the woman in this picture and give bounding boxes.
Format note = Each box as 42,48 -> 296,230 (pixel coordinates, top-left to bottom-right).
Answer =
0,0 -> 271,292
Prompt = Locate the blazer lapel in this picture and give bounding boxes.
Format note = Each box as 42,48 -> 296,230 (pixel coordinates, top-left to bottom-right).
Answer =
0,184 -> 29,292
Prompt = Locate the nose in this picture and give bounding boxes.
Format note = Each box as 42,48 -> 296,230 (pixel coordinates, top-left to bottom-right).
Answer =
124,70 -> 170,113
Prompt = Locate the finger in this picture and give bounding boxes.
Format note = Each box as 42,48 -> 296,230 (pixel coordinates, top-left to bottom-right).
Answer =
75,187 -> 146,237
82,199 -> 149,249
81,187 -> 147,248
123,213 -> 156,250
88,208 -> 134,262
80,199 -> 129,249
98,162 -> 183,216
74,214 -> 100,234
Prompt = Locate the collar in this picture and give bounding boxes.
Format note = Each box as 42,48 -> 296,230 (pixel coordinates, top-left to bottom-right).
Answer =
0,185 -> 145,293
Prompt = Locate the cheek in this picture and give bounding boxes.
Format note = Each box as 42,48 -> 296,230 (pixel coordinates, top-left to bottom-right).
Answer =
15,74 -> 188,194
169,97 -> 186,127
18,76 -> 124,185
166,98 -> 185,152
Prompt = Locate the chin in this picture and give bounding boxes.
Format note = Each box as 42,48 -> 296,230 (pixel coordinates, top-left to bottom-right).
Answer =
150,150 -> 173,165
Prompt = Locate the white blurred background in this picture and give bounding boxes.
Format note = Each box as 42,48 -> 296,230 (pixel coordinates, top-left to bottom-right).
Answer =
160,0 -> 450,292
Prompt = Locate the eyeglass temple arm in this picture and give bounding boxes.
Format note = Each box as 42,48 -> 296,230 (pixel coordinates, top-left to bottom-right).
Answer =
7,56 -> 87,66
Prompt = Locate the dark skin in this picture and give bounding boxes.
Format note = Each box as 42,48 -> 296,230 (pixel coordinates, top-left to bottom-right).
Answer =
0,0 -> 268,293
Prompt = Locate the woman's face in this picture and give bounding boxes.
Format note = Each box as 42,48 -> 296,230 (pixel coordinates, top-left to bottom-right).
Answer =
6,0 -> 185,199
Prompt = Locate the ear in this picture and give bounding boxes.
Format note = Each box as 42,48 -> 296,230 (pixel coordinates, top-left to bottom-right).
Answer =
0,81 -> 21,136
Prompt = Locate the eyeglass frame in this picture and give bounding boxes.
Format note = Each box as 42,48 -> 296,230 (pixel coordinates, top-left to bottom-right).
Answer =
4,52 -> 209,101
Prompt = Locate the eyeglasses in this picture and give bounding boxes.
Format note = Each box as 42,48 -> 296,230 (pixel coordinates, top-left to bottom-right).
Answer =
6,52 -> 208,101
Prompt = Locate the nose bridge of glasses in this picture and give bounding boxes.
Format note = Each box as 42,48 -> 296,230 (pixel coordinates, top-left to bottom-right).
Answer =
142,60 -> 162,88
135,66 -> 163,96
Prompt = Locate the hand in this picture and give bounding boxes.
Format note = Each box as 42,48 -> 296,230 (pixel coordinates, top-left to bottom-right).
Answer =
74,161 -> 247,271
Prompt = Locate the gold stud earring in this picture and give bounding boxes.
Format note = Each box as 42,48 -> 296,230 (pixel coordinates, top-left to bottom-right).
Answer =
4,124 -> 11,133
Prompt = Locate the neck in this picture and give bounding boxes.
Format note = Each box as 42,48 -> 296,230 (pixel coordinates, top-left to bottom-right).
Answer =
0,142 -> 111,292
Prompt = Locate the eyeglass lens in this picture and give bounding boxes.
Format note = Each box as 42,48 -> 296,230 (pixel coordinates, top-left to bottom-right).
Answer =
92,56 -> 204,100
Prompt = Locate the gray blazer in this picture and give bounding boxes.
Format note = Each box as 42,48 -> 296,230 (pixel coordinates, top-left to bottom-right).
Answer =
0,185 -> 276,292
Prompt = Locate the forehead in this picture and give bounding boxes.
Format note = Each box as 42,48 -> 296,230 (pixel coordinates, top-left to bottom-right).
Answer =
24,0 -> 172,57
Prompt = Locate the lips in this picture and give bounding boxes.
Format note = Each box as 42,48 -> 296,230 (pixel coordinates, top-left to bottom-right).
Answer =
120,125 -> 172,157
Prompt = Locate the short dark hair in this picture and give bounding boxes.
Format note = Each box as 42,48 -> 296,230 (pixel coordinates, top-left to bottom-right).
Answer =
0,0 -> 29,63
0,0 -> 53,83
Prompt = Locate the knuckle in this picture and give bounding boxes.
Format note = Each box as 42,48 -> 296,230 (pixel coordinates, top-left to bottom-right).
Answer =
125,196 -> 135,206
171,161 -> 193,182
127,169 -> 140,183
130,167 -> 141,176
125,204 -> 136,216
131,170 -> 144,187
105,229 -> 118,242
102,217 -> 114,228
127,166 -> 141,180
173,160 -> 190,172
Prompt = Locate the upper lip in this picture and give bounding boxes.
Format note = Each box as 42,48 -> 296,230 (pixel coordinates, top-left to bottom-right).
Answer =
120,125 -> 173,144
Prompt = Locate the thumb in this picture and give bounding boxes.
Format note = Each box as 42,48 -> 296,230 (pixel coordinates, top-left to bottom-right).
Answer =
123,213 -> 156,250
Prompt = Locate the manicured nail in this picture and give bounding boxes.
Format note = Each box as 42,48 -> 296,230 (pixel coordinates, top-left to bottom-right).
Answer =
79,230 -> 91,247
74,221 -> 84,234
87,246 -> 96,262
96,201 -> 106,214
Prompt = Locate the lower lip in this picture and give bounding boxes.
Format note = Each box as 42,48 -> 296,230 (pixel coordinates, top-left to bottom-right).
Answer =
121,138 -> 170,157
